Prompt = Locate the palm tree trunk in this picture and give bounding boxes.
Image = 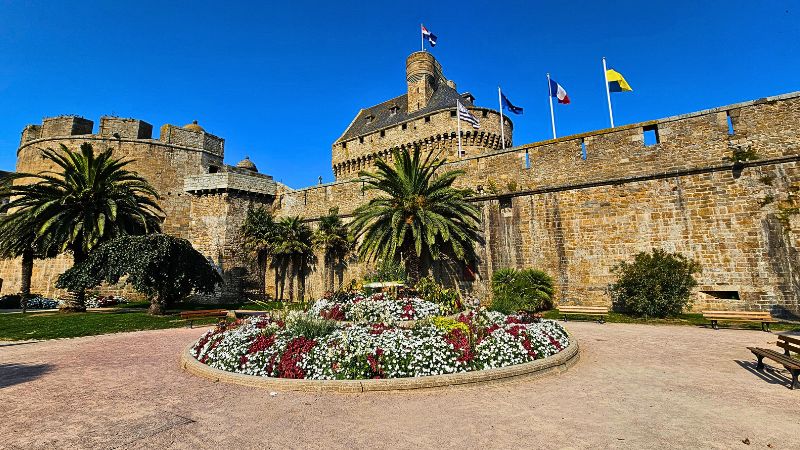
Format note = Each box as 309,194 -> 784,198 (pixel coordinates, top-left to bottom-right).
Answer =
19,247 -> 34,313
405,249 -> 421,286
298,255 -> 306,302
287,257 -> 295,302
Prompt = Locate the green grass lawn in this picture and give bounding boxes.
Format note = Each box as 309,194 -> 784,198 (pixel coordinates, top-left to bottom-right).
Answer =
541,309 -> 800,332
0,299 -> 306,341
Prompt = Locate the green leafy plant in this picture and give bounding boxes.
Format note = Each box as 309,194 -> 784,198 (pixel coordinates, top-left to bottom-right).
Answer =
286,312 -> 338,340
56,234 -> 222,315
417,316 -> 470,336
725,146 -> 760,164
363,259 -> 407,284
414,275 -> 461,314
610,249 -> 700,318
352,146 -> 482,284
489,268 -> 555,314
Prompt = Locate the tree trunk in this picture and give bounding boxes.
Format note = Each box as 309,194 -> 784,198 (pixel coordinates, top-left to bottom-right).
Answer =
322,253 -> 329,294
287,257 -> 295,302
61,248 -> 87,313
19,247 -> 34,313
405,248 -> 421,286
149,297 -> 166,315
298,256 -> 306,302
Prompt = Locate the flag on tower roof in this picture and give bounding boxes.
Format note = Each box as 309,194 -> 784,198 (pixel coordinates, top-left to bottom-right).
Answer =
549,78 -> 570,104
457,100 -> 480,129
421,24 -> 437,47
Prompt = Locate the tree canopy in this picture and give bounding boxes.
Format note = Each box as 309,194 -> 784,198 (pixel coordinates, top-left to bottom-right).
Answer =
56,234 -> 222,314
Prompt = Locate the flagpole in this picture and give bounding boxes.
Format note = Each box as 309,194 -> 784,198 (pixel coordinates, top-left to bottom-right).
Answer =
547,73 -> 556,139
498,86 -> 506,150
602,57 -> 614,128
421,24 -> 424,52
457,101 -> 463,157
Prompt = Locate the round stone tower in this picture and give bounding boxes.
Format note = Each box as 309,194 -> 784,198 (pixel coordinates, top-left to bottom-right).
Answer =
406,51 -> 441,113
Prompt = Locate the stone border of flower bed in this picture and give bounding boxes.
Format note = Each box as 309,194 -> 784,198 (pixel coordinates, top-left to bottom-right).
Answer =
180,333 -> 579,393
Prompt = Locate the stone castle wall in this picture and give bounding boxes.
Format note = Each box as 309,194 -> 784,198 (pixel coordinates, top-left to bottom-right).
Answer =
274,92 -> 800,316
0,116 -> 226,296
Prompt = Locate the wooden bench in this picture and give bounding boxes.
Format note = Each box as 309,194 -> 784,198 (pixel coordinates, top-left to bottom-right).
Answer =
179,309 -> 228,328
747,335 -> 800,389
702,310 -> 776,331
558,306 -> 609,324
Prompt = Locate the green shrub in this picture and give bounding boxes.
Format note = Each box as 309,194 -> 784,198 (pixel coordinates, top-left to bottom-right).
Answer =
415,316 -> 470,336
363,260 -> 407,284
286,312 -> 338,339
610,249 -> 700,318
489,268 -> 554,314
414,276 -> 462,314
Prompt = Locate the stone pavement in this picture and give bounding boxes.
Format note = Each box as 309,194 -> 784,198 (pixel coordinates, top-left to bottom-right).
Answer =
1,322 -> 799,449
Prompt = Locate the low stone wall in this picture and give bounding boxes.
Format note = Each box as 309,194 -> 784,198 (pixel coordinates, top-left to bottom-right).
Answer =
179,333 -> 579,392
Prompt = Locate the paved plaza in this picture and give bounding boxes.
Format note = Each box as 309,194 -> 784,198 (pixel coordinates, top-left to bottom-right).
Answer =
1,322 -> 799,449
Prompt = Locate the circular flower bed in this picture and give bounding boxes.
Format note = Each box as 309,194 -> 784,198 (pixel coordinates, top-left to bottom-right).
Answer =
191,309 -> 570,380
309,291 -> 445,323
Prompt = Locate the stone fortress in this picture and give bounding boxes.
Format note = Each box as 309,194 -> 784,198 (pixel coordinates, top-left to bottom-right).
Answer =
2,51 -> 800,316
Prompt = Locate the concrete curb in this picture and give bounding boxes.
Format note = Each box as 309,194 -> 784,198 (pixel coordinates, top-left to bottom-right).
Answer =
180,334 -> 579,393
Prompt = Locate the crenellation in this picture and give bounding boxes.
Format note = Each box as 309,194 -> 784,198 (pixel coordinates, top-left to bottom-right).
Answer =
41,115 -> 93,138
99,117 -> 153,139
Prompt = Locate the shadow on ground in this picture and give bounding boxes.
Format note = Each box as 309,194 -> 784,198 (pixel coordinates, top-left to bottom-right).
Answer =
735,360 -> 793,389
0,363 -> 52,388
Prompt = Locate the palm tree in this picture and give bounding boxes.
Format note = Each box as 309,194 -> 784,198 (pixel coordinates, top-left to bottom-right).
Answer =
351,147 -> 482,285
313,208 -> 352,293
2,143 -> 163,311
273,216 -> 313,302
0,210 -> 58,312
241,207 -> 279,298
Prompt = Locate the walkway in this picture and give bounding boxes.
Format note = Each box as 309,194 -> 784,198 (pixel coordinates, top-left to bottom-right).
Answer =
1,322 -> 799,448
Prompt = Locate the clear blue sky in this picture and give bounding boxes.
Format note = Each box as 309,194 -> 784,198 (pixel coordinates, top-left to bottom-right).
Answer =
0,0 -> 797,188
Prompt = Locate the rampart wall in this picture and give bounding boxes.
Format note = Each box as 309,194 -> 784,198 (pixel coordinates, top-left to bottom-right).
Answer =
275,92 -> 800,316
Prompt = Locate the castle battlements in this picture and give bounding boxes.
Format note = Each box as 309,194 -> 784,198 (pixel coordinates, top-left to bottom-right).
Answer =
20,115 -> 225,158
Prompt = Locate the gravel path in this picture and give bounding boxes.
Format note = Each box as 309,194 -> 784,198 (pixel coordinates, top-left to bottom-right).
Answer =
1,322 -> 799,449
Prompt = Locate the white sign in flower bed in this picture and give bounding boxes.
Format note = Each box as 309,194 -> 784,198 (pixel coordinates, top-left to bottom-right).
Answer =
190,308 -> 570,381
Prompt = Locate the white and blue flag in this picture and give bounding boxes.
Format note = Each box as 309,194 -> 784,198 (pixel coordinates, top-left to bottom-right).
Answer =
421,24 -> 437,47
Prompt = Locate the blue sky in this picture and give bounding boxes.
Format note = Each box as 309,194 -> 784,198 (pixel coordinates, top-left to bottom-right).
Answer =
0,0 -> 797,188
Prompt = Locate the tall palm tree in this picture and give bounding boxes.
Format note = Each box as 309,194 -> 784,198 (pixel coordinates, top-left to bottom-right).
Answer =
273,216 -> 313,302
241,206 -> 279,298
313,208 -> 352,293
2,143 -> 163,311
351,147 -> 482,284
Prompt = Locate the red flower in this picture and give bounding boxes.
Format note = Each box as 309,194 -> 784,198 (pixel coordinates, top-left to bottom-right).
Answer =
248,334 -> 277,354
445,328 -> 474,363
277,337 -> 317,379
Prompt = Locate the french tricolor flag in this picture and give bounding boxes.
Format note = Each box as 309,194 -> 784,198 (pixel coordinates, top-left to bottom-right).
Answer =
549,78 -> 570,104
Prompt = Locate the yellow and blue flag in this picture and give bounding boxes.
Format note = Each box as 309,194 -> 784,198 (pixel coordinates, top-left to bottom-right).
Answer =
606,68 -> 632,92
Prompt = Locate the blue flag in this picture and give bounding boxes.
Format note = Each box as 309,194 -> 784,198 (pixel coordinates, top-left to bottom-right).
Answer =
501,92 -> 523,115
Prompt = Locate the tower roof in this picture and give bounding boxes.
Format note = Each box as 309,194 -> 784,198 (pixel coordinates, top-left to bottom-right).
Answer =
335,85 -> 473,143
236,156 -> 258,172
183,120 -> 205,133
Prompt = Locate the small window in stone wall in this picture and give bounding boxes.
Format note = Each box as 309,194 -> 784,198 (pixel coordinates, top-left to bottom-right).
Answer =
425,116 -> 431,123
359,136 -> 365,144
701,290 -> 740,300
482,110 -> 488,118
581,138 -> 587,160
726,111 -> 736,135
499,197 -> 513,217
342,141 -> 347,149
643,124 -> 660,146
524,150 -> 530,169
208,166 -> 219,173
450,110 -> 457,118
402,123 -> 407,131
380,130 -> 385,138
